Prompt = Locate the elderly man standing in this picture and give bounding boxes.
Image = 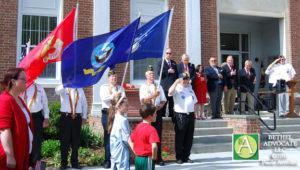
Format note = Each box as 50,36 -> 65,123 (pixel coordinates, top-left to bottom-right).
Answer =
205,57 -> 226,119
100,70 -> 126,169
177,54 -> 196,89
265,55 -> 296,117
238,60 -> 256,114
157,48 -> 178,118
140,65 -> 166,166
222,56 -> 237,114
169,73 -> 197,164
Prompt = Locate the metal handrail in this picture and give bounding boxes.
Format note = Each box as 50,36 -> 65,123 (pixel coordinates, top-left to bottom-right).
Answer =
237,85 -> 276,131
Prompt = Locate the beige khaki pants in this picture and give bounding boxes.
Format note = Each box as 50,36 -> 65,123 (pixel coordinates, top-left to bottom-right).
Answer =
222,88 -> 236,114
241,92 -> 254,114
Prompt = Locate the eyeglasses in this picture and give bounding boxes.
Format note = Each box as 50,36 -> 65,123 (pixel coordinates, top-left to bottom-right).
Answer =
211,60 -> 217,62
18,78 -> 27,82
166,52 -> 172,55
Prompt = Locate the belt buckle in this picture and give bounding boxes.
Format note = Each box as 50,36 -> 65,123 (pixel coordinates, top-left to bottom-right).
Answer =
187,112 -> 190,115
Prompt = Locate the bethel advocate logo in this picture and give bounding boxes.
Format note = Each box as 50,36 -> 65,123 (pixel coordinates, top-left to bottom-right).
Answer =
233,134 -> 259,160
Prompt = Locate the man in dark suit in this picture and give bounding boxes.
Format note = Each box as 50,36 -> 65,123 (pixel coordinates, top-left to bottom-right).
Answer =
157,48 -> 178,118
176,54 -> 196,89
205,57 -> 227,119
222,56 -> 238,114
238,60 -> 256,114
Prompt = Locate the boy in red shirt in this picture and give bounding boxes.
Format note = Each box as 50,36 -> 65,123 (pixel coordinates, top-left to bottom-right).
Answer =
129,103 -> 160,170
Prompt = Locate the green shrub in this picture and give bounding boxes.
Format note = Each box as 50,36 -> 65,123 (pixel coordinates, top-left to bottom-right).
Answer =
87,153 -> 104,166
44,101 -> 61,140
80,123 -> 103,147
42,140 -> 60,158
78,147 -> 90,159
51,151 -> 61,167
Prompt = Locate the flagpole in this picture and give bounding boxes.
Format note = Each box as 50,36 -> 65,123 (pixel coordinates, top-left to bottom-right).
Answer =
121,62 -> 129,86
121,14 -> 141,87
158,8 -> 174,85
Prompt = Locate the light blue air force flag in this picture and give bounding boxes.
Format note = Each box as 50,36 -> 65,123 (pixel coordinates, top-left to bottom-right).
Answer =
61,18 -> 140,88
130,10 -> 171,60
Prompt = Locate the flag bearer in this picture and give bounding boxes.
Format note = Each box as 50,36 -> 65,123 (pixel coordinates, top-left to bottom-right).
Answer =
55,85 -> 87,170
22,82 -> 50,165
139,65 -> 166,166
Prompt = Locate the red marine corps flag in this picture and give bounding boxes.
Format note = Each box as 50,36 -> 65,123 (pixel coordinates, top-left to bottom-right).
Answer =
18,8 -> 77,88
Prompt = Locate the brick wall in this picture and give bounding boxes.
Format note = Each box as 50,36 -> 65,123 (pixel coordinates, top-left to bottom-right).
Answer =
64,0 -> 94,114
223,117 -> 260,134
288,0 -> 300,93
110,0 -> 131,84
168,0 -> 186,63
201,0 -> 218,68
0,0 -> 18,78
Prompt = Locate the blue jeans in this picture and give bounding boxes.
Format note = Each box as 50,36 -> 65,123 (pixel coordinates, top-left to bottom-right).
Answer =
101,110 -> 111,165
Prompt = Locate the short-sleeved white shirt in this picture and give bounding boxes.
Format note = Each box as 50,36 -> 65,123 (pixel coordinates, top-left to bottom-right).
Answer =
100,84 -> 125,109
265,63 -> 296,84
169,84 -> 197,113
139,82 -> 166,106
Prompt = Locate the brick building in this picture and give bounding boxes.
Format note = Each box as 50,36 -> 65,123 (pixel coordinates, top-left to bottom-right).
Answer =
1,0 -> 299,117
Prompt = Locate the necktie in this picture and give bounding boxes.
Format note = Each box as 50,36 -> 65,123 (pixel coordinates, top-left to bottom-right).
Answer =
168,60 -> 171,68
230,66 -> 235,85
247,70 -> 250,78
185,65 -> 188,72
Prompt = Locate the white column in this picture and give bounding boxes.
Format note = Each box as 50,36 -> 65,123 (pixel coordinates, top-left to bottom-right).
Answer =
186,0 -> 201,65
91,0 -> 110,116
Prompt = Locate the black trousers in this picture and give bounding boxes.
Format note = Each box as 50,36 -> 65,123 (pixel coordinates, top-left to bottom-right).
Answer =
32,110 -> 44,163
162,90 -> 174,118
60,112 -> 82,167
151,109 -> 164,162
101,109 -> 111,165
174,112 -> 195,161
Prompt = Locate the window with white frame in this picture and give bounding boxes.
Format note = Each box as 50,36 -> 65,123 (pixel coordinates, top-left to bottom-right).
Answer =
21,15 -> 57,78
18,0 -> 61,83
130,0 -> 167,81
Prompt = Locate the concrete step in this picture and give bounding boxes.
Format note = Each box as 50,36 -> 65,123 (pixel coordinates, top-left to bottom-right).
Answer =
194,127 -> 233,136
261,132 -> 300,141
194,120 -> 228,128
261,125 -> 300,133
191,143 -> 232,153
193,134 -> 232,144
261,118 -> 300,126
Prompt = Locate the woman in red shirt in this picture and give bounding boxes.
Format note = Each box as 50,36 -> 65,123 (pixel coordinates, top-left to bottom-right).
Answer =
0,68 -> 34,169
194,65 -> 208,120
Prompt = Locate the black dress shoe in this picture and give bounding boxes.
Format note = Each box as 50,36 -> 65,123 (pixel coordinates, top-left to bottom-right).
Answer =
60,166 -> 67,170
72,164 -> 82,169
176,160 -> 183,164
104,162 -> 111,169
157,160 -> 165,166
184,158 -> 194,163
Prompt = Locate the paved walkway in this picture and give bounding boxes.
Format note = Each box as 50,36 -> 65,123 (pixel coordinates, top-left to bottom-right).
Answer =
50,148 -> 300,170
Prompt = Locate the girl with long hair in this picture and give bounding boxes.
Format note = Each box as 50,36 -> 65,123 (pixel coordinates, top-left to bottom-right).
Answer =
194,65 -> 208,120
108,95 -> 130,170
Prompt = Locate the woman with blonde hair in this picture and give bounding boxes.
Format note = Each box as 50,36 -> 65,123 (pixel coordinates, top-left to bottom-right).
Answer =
108,95 -> 130,170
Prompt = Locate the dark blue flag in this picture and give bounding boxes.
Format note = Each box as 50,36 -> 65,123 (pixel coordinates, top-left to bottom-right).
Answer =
130,10 -> 171,60
62,18 -> 140,88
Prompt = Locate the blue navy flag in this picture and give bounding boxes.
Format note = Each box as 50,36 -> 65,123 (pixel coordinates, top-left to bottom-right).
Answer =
130,10 -> 171,60
62,18 -> 140,88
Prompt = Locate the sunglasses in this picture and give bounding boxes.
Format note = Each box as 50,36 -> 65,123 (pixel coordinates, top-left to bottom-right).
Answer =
166,52 -> 172,55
